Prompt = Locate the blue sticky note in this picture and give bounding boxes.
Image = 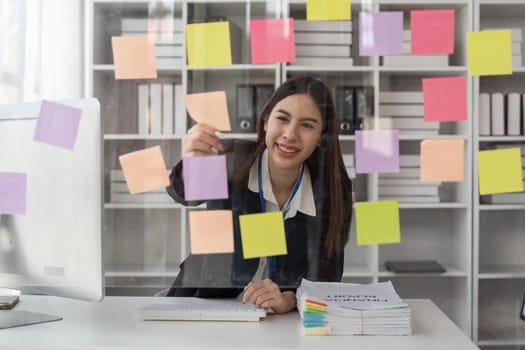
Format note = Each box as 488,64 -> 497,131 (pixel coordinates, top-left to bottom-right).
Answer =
182,155 -> 228,201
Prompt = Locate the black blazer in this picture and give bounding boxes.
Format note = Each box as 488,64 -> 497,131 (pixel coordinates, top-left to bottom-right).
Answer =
166,141 -> 347,298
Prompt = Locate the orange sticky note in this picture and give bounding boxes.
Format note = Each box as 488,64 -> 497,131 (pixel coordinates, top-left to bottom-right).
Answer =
111,36 -> 157,80
423,76 -> 467,122
184,91 -> 232,131
118,145 -> 170,194
189,210 -> 234,254
420,139 -> 464,182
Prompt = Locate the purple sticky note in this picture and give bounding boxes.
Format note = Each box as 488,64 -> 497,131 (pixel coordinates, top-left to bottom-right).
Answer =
183,155 -> 228,201
34,100 -> 82,150
0,172 -> 27,215
359,11 -> 403,56
356,130 -> 400,174
250,18 -> 296,64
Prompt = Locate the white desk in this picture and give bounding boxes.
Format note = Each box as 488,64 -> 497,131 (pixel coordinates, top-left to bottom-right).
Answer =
1,296 -> 478,349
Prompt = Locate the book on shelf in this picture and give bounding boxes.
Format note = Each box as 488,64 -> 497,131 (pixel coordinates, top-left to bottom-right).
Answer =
399,155 -> 421,167
402,30 -> 411,41
490,92 -> 505,136
379,167 -> 420,179
346,167 -> 356,179
150,83 -> 162,135
379,178 -> 441,186
478,93 -> 491,136
121,18 -> 185,32
379,185 -> 439,196
379,195 -> 440,203
379,91 -> 423,104
293,19 -> 352,32
110,192 -> 174,204
362,116 -> 439,130
379,104 -> 424,117
110,169 -> 170,182
488,190 -> 525,204
296,279 -> 411,336
513,55 -> 522,68
174,84 -> 185,137
507,92 -> 521,136
291,56 -> 354,66
162,84 -> 174,134
294,32 -> 352,45
154,45 -> 184,57
335,86 -> 374,135
110,182 -> 167,193
234,84 -> 274,133
138,84 -> 149,134
342,154 -> 354,167
295,44 -> 351,58
481,28 -> 522,42
381,55 -> 449,67
385,260 -> 446,273
156,57 -> 184,69
121,31 -> 185,45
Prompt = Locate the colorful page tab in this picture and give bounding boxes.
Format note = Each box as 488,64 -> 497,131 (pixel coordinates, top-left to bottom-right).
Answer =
34,100 -> 82,150
355,200 -> 400,246
306,0 -> 351,21
182,155 -> 228,201
186,22 -> 232,68
478,148 -> 523,195
0,172 -> 27,215
184,91 -> 232,131
359,12 -> 403,56
118,146 -> 170,194
422,76 -> 467,122
467,31 -> 512,76
189,210 -> 234,254
250,18 -> 296,64
355,130 -> 400,174
421,139 -> 464,182
111,36 -> 157,80
411,9 -> 455,55
239,212 -> 287,259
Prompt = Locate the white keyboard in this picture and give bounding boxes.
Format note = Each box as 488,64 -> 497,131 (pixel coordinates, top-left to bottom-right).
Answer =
138,298 -> 267,322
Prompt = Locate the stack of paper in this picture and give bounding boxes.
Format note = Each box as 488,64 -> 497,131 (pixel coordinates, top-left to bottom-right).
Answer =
292,20 -> 353,66
297,279 -> 411,336
342,154 -> 356,179
382,30 -> 449,67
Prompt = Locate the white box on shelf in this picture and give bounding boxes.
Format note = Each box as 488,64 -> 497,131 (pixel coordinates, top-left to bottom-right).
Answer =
379,91 -> 423,104
155,45 -> 184,57
490,92 -> 505,136
379,104 -> 424,117
379,178 -> 441,186
379,185 -> 438,196
122,31 -> 185,45
295,44 -> 351,57
363,117 -> 439,130
507,92 -> 521,136
488,191 -> 525,204
138,84 -> 149,135
174,84 -> 186,137
400,155 -> 420,167
290,56 -> 354,66
379,167 -> 420,179
379,195 -> 440,203
513,55 -> 522,68
381,55 -> 449,67
162,84 -> 174,135
156,57 -> 185,69
150,83 -> 162,135
121,18 -> 185,32
479,93 -> 491,136
294,32 -> 352,45
293,19 -> 352,32
482,28 -> 522,41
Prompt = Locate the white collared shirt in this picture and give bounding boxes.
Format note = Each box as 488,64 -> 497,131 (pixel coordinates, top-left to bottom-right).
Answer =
247,149 -> 316,220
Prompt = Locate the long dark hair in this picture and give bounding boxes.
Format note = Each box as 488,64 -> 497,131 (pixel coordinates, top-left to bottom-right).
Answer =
234,76 -> 353,257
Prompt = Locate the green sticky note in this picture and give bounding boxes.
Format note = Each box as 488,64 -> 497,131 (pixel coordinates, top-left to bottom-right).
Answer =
306,0 -> 351,21
186,22 -> 232,68
239,212 -> 287,259
355,200 -> 400,246
467,30 -> 512,76
478,148 -> 523,195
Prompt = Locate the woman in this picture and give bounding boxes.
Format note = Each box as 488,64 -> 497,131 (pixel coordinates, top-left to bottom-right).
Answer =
166,76 -> 353,314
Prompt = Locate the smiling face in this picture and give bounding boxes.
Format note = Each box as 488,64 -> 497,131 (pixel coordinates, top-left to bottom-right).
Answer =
264,93 -> 323,173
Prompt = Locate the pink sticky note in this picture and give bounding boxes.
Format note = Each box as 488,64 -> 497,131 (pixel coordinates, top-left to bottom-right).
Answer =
182,155 -> 228,201
111,36 -> 158,80
34,100 -> 82,150
411,10 -> 455,55
423,76 -> 467,122
184,91 -> 231,131
250,18 -> 296,64
189,210 -> 234,254
355,130 -> 400,174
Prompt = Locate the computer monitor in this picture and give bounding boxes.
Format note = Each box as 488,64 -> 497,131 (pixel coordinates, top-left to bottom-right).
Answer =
0,98 -> 103,302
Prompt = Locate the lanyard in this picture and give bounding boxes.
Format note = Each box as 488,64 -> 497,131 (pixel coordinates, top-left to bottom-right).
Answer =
257,155 -> 304,278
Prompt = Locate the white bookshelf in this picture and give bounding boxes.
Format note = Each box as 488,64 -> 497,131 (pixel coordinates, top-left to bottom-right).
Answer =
84,0 -> 495,340
473,2 -> 525,348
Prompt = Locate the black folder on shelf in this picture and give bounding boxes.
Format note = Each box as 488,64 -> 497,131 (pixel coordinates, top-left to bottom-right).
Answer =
385,260 -> 446,273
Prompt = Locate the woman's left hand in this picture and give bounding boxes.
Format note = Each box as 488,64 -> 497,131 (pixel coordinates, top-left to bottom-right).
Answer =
242,279 -> 296,314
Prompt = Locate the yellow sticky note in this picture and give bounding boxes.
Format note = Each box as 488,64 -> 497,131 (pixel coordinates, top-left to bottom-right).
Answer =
355,200 -> 400,246
186,22 -> 232,68
111,36 -> 157,80
118,145 -> 170,194
239,212 -> 287,259
189,210 -> 234,254
421,139 -> 464,182
467,31 -> 512,76
478,148 -> 523,195
307,0 -> 351,21
184,91 -> 232,131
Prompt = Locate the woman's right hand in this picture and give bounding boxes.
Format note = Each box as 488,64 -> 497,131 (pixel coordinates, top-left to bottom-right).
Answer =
182,123 -> 224,157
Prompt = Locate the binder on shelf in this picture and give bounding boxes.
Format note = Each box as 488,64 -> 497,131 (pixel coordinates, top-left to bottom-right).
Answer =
507,92 -> 521,136
162,84 -> 174,135
335,86 -> 355,135
490,92 -> 505,136
174,84 -> 185,136
150,83 -> 162,135
138,84 -> 149,134
235,84 -> 256,133
255,84 -> 274,119
479,93 -> 491,136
